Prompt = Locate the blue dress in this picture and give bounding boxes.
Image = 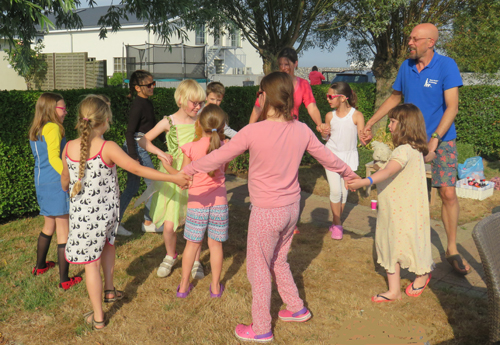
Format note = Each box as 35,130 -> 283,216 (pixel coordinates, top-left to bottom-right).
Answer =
29,122 -> 69,216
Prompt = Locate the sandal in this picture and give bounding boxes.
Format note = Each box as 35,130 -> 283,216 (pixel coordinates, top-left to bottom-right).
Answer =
446,253 -> 471,275
83,311 -> 105,330
405,273 -> 432,297
104,288 -> 124,303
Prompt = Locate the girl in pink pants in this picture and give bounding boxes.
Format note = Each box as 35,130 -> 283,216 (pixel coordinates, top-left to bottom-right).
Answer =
183,72 -> 359,343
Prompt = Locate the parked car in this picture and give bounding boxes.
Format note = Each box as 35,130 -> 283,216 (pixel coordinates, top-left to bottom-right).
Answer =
321,71 -> 338,84
330,70 -> 376,84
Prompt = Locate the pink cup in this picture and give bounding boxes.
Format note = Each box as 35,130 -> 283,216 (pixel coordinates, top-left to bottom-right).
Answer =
371,200 -> 377,210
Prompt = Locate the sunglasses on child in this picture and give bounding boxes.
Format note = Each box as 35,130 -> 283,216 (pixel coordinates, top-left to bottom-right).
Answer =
138,81 -> 156,88
326,94 -> 347,100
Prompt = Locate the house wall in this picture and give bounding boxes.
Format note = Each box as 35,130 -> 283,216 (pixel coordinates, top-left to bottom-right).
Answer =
0,43 -> 28,91
41,24 -> 264,78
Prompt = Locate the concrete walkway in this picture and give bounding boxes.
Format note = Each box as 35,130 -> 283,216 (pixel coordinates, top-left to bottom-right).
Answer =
224,175 -> 488,299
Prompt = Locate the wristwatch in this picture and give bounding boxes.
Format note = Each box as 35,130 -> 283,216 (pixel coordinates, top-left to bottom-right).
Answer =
431,132 -> 442,143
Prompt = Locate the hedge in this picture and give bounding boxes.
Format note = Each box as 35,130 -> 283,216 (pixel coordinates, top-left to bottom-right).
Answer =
0,84 -> 498,220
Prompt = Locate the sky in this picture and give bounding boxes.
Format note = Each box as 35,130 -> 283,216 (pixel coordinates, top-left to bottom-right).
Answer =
87,0 -> 351,68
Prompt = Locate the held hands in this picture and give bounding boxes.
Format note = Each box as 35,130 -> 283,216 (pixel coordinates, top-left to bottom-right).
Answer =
157,152 -> 173,165
344,174 -> 361,191
424,151 -> 437,163
316,123 -> 330,136
172,170 -> 192,189
361,124 -> 373,144
158,155 -> 173,171
347,177 -> 370,191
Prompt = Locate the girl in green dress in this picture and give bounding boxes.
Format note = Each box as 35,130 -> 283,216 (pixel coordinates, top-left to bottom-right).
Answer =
138,80 -> 206,278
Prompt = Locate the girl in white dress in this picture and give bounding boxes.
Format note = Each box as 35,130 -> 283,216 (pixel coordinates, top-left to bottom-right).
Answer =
61,95 -> 190,329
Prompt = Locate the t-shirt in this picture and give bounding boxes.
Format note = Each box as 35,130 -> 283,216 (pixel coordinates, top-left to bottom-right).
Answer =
183,120 -> 357,209
181,137 -> 227,208
308,71 -> 325,85
255,77 -> 316,120
393,52 -> 463,141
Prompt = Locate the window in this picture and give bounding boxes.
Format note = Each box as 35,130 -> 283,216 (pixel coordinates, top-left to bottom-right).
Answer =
214,59 -> 223,74
114,57 -> 125,73
87,57 -> 96,62
226,27 -> 240,47
196,25 -> 206,45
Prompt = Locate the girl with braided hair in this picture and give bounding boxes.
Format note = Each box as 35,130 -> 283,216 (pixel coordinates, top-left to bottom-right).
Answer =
61,95 -> 190,330
181,72 -> 360,342
29,92 -> 82,290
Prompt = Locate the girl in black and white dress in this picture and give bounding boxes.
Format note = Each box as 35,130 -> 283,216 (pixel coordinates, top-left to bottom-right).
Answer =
61,95 -> 190,330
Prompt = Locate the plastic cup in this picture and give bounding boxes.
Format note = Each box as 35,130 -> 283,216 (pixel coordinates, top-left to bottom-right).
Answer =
371,200 -> 377,210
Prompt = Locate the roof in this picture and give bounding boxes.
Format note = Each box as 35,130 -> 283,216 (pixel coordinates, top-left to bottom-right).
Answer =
43,5 -> 147,31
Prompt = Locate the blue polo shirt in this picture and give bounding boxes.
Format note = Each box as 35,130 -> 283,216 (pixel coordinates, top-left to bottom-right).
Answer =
393,51 -> 463,141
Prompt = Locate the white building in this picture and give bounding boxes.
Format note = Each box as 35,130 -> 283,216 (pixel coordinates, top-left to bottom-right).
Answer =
38,5 -> 264,85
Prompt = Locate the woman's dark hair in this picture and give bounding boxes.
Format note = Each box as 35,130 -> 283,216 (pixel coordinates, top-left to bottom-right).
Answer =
329,81 -> 358,108
259,72 -> 294,122
312,66 -> 318,71
128,70 -> 153,98
278,47 -> 298,64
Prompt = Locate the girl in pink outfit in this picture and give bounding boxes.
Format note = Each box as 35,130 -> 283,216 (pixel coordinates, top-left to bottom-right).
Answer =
161,104 -> 229,299
183,72 -> 360,343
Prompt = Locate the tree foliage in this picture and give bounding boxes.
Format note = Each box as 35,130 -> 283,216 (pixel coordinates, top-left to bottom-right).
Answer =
186,0 -> 340,73
441,0 -> 500,73
3,40 -> 48,90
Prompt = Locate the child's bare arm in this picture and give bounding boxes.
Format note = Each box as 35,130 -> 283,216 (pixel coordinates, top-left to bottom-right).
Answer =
138,117 -> 171,160
105,141 -> 190,187
322,112 -> 333,140
347,160 -> 402,191
60,142 -> 70,192
353,111 -> 367,145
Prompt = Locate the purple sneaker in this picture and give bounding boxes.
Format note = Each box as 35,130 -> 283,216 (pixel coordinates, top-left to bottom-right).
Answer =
329,224 -> 343,240
278,307 -> 312,322
235,324 -> 273,343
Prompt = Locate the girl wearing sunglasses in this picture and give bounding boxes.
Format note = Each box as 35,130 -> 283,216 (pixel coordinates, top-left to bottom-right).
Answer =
118,70 -> 169,236
323,81 -> 367,240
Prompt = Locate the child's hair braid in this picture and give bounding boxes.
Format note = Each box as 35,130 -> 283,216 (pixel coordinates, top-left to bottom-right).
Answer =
198,104 -> 227,177
70,95 -> 112,198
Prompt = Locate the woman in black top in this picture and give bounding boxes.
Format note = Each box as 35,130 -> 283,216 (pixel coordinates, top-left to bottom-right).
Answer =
118,70 -> 167,235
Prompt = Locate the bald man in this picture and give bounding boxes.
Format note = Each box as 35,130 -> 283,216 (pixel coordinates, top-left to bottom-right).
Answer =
363,23 -> 470,277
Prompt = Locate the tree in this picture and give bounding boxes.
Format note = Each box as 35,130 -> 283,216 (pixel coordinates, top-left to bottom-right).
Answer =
186,0 -> 340,73
441,0 -> 500,74
3,40 -> 48,90
317,0 -> 466,133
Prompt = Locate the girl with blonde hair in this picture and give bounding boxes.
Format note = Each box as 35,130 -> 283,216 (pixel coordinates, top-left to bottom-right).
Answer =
29,92 -> 82,290
61,95 -> 189,329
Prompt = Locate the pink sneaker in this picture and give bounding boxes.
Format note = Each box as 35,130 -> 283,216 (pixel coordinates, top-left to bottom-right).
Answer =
235,324 -> 273,343
329,225 -> 343,240
278,307 -> 311,322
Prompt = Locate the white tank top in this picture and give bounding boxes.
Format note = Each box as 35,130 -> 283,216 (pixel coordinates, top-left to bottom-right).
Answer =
325,107 -> 359,170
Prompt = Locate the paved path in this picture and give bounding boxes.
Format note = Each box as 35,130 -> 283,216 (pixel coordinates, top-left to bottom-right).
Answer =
224,175 -> 488,299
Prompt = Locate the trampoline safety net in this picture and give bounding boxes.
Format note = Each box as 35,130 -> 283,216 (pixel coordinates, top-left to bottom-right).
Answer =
126,43 -> 206,80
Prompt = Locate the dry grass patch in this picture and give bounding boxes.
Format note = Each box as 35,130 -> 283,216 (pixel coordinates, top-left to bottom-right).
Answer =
0,202 -> 489,344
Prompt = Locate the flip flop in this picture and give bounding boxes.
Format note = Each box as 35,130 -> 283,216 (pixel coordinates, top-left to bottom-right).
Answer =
371,294 -> 398,303
405,273 -> 432,297
446,254 -> 471,275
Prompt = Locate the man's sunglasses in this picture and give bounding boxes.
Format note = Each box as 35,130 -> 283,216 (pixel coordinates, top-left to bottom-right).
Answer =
138,81 -> 156,88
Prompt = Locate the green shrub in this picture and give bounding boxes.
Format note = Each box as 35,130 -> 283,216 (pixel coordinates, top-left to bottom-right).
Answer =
456,142 -> 477,164
107,72 -> 126,87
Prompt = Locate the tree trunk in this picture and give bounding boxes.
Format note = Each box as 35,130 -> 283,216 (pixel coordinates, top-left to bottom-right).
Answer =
371,56 -> 400,136
261,50 -> 279,75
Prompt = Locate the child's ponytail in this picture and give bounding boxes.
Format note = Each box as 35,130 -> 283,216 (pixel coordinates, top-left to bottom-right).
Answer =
71,119 -> 91,198
198,104 -> 227,177
70,95 -> 113,198
349,89 -> 358,108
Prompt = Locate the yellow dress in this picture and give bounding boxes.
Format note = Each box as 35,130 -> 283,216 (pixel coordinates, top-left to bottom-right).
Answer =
149,116 -> 195,230
375,144 -> 434,275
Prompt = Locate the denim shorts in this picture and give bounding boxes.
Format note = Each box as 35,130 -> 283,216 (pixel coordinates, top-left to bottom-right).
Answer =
184,205 -> 229,242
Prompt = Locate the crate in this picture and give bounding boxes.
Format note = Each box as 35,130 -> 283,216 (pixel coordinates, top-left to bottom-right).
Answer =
456,179 -> 494,200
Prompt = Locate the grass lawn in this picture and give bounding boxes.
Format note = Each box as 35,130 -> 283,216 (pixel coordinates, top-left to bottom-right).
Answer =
0,199 -> 491,344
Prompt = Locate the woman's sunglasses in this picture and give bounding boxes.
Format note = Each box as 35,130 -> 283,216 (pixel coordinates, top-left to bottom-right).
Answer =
139,81 -> 156,88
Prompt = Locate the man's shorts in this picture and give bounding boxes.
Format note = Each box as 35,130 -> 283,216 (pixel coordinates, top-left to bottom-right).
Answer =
431,139 -> 458,187
184,204 -> 229,242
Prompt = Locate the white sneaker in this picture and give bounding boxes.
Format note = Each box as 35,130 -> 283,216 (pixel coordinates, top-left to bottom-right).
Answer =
117,225 -> 132,236
157,255 -> 177,277
191,261 -> 205,279
142,223 -> 164,233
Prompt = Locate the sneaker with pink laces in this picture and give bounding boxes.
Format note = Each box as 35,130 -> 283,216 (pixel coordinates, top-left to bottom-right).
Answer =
235,324 -> 273,343
59,276 -> 83,290
278,307 -> 312,322
329,224 -> 343,240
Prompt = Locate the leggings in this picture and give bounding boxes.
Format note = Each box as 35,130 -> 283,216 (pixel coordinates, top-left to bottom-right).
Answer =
325,169 -> 348,203
246,200 -> 304,334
